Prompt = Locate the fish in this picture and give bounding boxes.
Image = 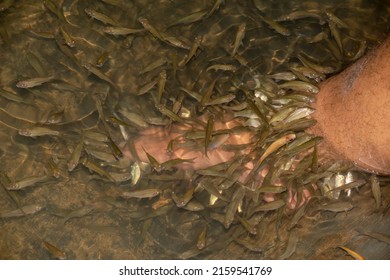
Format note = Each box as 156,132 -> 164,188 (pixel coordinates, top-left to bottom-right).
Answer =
199,79 -> 217,111
338,246 -> 365,260
155,104 -> 186,124
370,175 -> 381,209
250,199 -> 285,215
258,14 -> 291,36
44,0 -> 66,22
138,17 -> 164,40
137,77 -> 159,95
206,64 -> 237,72
26,51 -> 46,76
7,175 -> 49,190
279,81 -> 319,93
43,241 -> 66,260
82,62 -> 120,92
95,51 -> 109,67
236,214 -> 257,235
276,11 -> 323,22
325,179 -> 366,195
179,35 -> 202,66
279,230 -> 299,259
172,184 -> 194,207
0,204 -> 45,218
121,189 -> 160,199
81,157 -> 115,181
232,23 -> 246,56
284,107 -> 315,123
142,147 -> 161,172
328,20 -> 343,54
161,157 -> 196,170
59,26 -> 75,48
205,94 -> 236,106
16,76 -> 54,88
68,141 -> 84,171
167,10 -> 208,29
197,226 -> 207,250
325,9 -> 349,29
319,201 -> 354,212
361,231 -> 390,244
205,115 -> 215,157
130,162 -> 141,186
19,127 -> 60,137
297,54 -> 336,74
224,187 -> 245,229
84,8 -> 119,26
156,70 -> 167,104
257,133 -> 296,166
63,205 -> 95,223
103,26 -> 144,36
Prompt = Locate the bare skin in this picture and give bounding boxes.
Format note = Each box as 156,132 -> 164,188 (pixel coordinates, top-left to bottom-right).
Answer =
124,36 -> 390,208
308,36 -> 390,175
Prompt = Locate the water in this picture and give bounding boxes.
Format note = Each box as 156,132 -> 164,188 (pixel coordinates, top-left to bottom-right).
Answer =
0,0 -> 389,259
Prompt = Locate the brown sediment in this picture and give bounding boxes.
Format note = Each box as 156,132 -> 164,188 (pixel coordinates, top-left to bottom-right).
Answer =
308,36 -> 390,175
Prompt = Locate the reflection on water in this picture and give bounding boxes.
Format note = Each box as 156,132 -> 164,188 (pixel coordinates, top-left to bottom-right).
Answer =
0,0 -> 389,259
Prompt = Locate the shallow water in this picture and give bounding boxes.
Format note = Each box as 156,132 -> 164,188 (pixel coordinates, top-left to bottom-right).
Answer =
0,0 -> 389,259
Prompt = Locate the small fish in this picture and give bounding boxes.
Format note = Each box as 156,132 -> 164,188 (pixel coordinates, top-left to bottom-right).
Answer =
179,35 -> 202,66
16,76 -> 54,88
258,14 -> 291,36
361,231 -> 390,244
205,94 -> 236,106
257,134 -> 296,166
236,214 -> 257,235
172,185 -> 194,207
85,8 -> 119,26
47,157 -> 62,178
59,26 -> 75,48
138,17 -> 164,40
279,81 -> 319,93
0,204 -> 45,218
44,0 -> 66,22
199,79 -> 217,111
250,199 -> 285,215
197,226 -> 207,250
155,104 -> 185,124
8,175 -> 49,190
206,64 -> 237,72
81,157 -> 114,181
43,240 -> 66,260
95,51 -> 109,67
142,147 -> 161,172
156,70 -> 167,104
328,20 -> 343,54
205,115 -> 215,157
63,205 -> 95,223
167,10 -> 208,29
276,11 -> 323,22
68,141 -> 84,171
338,246 -> 365,260
232,23 -> 246,56
325,9 -> 349,29
370,175 -> 381,209
82,62 -> 120,92
284,107 -> 315,123
280,230 -> 299,259
26,51 -> 46,76
121,189 -> 160,199
298,54 -> 335,74
319,201 -> 354,212
130,162 -> 141,186
161,157 -> 196,170
289,203 -> 307,230
224,187 -> 245,229
103,26 -> 144,36
137,77 -> 159,96
19,127 -> 60,137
